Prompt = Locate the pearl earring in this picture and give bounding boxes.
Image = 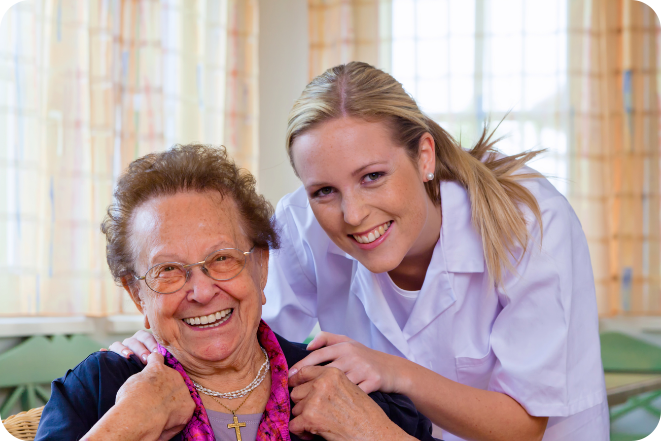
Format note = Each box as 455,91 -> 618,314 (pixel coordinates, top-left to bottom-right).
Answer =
426,172 -> 434,181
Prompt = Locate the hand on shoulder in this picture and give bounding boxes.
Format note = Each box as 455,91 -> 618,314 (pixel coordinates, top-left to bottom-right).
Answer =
289,332 -> 409,395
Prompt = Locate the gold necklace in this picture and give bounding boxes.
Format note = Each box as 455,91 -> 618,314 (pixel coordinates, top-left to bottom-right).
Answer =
210,388 -> 255,441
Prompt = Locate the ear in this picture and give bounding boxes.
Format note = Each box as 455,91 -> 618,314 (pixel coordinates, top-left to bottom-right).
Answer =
121,275 -> 145,315
122,277 -> 151,329
258,249 -> 269,305
417,132 -> 436,178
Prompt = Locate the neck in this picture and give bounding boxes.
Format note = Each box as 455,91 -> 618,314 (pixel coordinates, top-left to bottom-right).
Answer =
176,337 -> 266,394
388,199 -> 442,291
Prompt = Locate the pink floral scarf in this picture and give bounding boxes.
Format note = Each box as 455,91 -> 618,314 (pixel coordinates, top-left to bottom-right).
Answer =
157,320 -> 292,441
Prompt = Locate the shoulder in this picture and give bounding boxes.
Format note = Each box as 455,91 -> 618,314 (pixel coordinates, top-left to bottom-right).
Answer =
275,184 -> 310,212
274,185 -> 314,232
52,350 -> 144,408
36,352 -> 144,441
274,185 -> 331,251
49,350 -> 144,392
515,164 -> 573,213
270,186 -> 340,289
275,333 -> 309,367
67,350 -> 145,387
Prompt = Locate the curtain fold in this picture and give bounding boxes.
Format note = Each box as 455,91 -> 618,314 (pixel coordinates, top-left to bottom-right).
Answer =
567,0 -> 660,315
0,0 -> 258,316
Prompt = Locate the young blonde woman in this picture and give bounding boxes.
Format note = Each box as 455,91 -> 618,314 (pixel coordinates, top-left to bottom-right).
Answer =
112,62 -> 608,441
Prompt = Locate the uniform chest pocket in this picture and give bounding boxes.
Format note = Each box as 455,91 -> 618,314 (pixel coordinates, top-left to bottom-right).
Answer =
455,348 -> 496,390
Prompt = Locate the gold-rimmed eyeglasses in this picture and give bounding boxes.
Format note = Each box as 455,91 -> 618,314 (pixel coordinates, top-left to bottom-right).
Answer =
133,247 -> 255,294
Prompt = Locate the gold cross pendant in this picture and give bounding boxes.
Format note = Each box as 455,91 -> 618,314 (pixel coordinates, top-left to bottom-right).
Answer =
227,413 -> 247,441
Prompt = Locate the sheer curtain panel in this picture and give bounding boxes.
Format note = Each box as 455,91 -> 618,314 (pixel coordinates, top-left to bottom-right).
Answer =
308,0 -> 392,79
0,0 -> 258,316
567,0 -> 661,315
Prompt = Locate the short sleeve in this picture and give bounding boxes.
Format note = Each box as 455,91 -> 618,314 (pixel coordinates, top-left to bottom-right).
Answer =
487,194 -> 606,417
35,352 -> 144,441
262,189 -> 320,343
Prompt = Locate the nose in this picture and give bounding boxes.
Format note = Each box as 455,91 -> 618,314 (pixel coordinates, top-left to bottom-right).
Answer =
341,192 -> 369,226
185,265 -> 218,303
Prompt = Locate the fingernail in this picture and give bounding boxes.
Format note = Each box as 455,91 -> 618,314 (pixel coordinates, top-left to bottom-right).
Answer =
141,353 -> 148,362
288,368 -> 298,378
152,347 -> 158,353
122,350 -> 132,357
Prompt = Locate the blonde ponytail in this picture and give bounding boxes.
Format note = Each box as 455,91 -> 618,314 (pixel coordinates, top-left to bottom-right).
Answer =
286,62 -> 544,286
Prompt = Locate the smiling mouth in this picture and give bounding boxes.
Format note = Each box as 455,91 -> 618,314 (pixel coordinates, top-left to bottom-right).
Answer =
183,308 -> 233,329
350,221 -> 392,244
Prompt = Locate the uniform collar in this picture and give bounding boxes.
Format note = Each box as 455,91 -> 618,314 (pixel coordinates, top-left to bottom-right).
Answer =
328,181 -> 485,273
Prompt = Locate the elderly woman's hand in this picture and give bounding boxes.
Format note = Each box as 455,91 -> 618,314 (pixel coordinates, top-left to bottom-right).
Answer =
116,352 -> 195,440
289,366 -> 416,441
83,352 -> 195,441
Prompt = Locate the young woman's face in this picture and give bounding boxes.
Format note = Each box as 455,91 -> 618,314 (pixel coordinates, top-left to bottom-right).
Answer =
291,117 -> 438,274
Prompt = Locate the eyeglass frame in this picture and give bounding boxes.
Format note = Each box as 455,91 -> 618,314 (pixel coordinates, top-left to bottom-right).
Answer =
132,246 -> 255,294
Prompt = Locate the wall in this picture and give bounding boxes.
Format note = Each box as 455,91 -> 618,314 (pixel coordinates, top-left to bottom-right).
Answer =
257,0 -> 308,206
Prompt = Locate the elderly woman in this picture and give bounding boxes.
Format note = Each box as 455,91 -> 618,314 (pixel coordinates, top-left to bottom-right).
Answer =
34,144 -> 438,441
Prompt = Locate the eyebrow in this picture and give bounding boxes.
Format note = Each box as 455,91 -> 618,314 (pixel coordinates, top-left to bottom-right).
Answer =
306,161 -> 388,189
351,161 -> 387,177
149,242 -> 238,265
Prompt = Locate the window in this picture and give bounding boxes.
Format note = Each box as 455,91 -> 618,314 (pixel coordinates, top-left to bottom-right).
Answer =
391,0 -> 569,194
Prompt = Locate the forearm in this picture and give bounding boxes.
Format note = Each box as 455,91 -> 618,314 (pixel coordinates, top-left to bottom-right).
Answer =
394,358 -> 547,441
81,402 -> 165,441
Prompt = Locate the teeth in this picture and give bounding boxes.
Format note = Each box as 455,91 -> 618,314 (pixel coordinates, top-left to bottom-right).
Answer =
184,309 -> 233,327
353,222 -> 392,244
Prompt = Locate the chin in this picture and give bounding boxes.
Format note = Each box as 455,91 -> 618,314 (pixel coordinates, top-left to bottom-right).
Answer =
191,344 -> 234,361
355,255 -> 402,274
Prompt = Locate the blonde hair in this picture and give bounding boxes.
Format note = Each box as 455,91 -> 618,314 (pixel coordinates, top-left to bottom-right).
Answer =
286,62 -> 543,286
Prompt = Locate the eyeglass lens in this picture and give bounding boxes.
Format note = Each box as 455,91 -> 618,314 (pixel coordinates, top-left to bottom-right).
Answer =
145,249 -> 247,294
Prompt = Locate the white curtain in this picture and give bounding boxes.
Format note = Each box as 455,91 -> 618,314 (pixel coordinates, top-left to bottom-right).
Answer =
0,0 -> 258,316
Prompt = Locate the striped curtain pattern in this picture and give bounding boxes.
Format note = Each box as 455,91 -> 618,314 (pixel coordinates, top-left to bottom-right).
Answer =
308,0 -> 391,79
567,0 -> 661,315
0,0 -> 258,316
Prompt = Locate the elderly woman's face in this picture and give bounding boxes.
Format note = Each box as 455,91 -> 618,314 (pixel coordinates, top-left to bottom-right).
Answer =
126,190 -> 268,365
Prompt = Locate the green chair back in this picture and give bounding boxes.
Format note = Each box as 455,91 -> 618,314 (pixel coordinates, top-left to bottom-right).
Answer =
0,334 -> 101,417
601,332 -> 661,373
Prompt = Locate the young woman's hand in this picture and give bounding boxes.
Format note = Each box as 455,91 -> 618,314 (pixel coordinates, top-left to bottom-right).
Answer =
108,330 -> 159,364
289,332 -> 407,395
289,365 -> 415,441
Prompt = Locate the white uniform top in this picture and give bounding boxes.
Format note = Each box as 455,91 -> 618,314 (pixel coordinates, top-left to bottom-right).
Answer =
263,175 -> 609,441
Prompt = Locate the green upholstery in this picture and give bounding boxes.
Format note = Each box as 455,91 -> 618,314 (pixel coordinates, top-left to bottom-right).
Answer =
610,434 -> 650,441
0,334 -> 101,417
601,332 -> 661,373
601,332 -> 661,440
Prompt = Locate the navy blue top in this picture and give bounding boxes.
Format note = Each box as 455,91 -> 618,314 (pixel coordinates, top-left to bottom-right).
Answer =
35,334 -> 440,441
